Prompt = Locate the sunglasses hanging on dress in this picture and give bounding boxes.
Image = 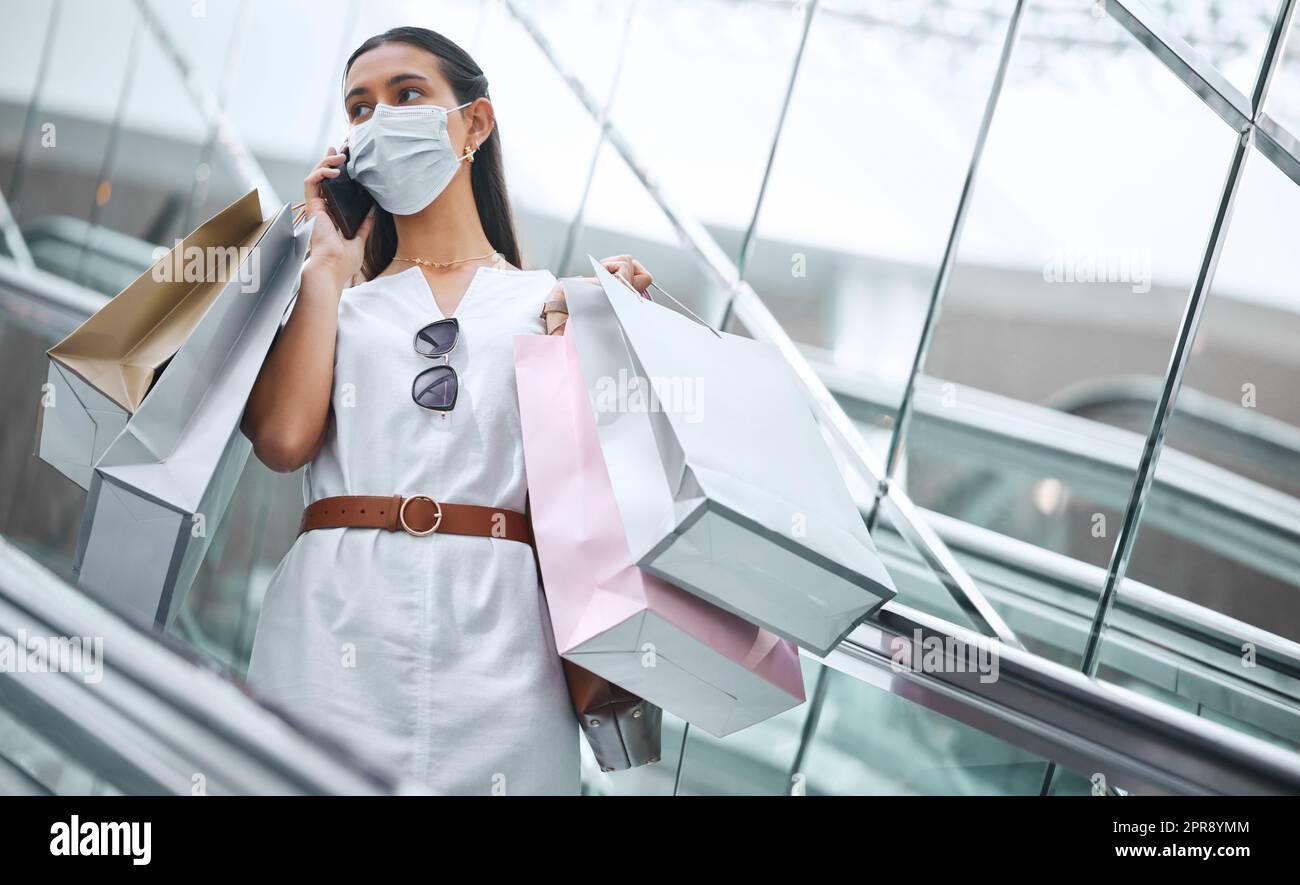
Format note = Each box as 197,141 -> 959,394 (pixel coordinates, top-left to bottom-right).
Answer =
411,317 -> 460,411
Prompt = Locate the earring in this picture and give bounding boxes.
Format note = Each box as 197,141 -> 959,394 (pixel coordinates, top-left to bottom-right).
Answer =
462,142 -> 477,164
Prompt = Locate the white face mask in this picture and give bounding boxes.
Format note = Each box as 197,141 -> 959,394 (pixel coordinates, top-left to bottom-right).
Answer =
346,100 -> 474,216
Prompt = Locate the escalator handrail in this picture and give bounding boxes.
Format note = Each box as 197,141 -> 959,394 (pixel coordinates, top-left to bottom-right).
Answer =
0,536 -> 393,795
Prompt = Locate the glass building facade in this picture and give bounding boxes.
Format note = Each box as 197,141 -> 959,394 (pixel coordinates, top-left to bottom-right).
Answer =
1,0 -> 1299,794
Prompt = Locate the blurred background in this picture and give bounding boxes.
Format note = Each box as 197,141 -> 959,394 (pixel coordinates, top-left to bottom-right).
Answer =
2,0 -> 1300,796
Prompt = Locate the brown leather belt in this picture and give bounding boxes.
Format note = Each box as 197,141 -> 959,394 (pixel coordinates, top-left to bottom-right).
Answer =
298,494 -> 533,545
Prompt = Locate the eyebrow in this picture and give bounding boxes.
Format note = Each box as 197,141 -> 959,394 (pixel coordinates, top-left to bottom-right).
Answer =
344,72 -> 430,103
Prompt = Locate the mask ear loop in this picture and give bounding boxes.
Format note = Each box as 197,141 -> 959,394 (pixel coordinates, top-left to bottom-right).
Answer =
454,99 -> 479,164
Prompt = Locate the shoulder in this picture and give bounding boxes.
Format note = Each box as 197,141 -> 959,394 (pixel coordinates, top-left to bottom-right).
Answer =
349,268 -> 408,291
478,266 -> 559,300
338,268 -> 409,305
480,266 -> 556,286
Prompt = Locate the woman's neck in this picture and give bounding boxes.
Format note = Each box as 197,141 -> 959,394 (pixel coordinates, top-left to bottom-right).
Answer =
391,173 -> 496,265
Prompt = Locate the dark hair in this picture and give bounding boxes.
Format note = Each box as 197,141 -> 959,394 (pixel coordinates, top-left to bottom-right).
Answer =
343,27 -> 522,280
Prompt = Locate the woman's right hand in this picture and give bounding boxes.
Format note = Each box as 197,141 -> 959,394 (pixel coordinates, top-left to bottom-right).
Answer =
302,146 -> 375,284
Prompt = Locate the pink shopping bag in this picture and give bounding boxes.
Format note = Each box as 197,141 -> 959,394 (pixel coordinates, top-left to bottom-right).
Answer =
515,329 -> 805,738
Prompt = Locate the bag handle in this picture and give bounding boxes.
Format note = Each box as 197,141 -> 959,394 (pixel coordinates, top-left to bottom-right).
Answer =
587,266 -> 724,339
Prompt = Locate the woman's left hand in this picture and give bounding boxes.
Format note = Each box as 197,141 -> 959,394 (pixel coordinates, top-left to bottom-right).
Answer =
544,254 -> 654,335
597,254 -> 653,294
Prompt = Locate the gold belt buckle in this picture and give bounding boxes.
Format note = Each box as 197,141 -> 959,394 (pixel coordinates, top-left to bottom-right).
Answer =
399,494 -> 443,536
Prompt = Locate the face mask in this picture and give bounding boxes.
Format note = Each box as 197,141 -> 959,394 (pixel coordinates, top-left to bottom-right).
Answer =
346,100 -> 474,216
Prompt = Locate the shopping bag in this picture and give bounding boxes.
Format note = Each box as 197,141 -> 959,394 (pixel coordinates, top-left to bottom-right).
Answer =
70,196 -> 311,628
515,330 -> 805,737
563,257 -> 896,656
38,190 -> 268,489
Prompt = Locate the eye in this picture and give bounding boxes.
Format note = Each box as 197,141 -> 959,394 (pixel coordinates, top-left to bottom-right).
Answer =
348,103 -> 372,122
396,87 -> 423,103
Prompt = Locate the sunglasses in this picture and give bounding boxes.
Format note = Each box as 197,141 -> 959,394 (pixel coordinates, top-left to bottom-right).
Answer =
411,317 -> 460,411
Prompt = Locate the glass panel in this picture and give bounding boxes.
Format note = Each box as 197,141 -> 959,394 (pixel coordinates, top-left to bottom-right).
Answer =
599,0 -> 813,259
520,0 -> 638,105
84,8 -> 220,276
0,1 -> 56,204
590,660 -> 1107,795
941,526 -> 1108,669
743,0 -> 1016,462
1094,146 -> 1300,749
1124,149 -> 1300,639
904,0 -> 1238,588
798,664 -> 1069,795
1095,586 -> 1300,757
0,311 -> 84,582
5,0 -> 142,273
221,0 -> 475,171
471,0 -> 605,270
567,140 -> 729,315
580,658 -> 817,796
870,490 -> 987,634
669,657 -> 817,796
1265,8 -> 1300,135
179,459 -> 305,672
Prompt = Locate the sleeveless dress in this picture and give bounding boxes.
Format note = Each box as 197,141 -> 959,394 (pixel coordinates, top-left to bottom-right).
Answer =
245,264 -> 581,796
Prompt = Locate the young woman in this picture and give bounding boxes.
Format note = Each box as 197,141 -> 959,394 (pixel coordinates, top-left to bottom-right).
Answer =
239,26 -> 653,796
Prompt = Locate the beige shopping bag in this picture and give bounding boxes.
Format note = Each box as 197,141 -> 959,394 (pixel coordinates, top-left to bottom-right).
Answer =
38,190 -> 270,488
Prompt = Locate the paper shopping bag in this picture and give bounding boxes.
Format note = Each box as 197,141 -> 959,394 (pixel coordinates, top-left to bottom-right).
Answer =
38,189 -> 268,489
515,330 -> 805,738
563,257 -> 896,656
71,199 -> 311,628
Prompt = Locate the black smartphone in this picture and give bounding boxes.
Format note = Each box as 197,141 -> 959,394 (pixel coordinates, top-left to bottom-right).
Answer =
319,147 -> 374,239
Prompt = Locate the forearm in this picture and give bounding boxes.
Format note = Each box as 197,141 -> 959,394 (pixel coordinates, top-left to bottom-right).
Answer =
544,280 -> 568,335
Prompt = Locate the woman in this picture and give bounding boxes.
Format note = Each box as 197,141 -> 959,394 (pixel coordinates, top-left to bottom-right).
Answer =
240,26 -> 652,795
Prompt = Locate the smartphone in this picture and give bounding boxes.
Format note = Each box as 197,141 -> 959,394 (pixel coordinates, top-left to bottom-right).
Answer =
319,147 -> 374,239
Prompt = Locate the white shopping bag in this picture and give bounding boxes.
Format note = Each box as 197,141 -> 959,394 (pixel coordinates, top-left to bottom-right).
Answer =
564,257 -> 896,655
72,203 -> 311,628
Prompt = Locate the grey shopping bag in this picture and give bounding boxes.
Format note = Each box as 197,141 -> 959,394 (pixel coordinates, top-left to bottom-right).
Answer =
72,199 -> 310,628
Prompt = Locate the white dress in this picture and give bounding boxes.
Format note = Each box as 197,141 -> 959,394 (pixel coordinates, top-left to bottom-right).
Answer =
245,264 -> 581,796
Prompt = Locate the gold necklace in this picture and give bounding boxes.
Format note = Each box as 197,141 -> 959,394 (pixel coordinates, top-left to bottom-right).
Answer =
392,249 -> 500,270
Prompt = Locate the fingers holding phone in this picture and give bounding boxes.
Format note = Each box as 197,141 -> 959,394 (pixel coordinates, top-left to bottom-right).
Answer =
316,145 -> 376,241
303,147 -> 347,225
302,147 -> 374,283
